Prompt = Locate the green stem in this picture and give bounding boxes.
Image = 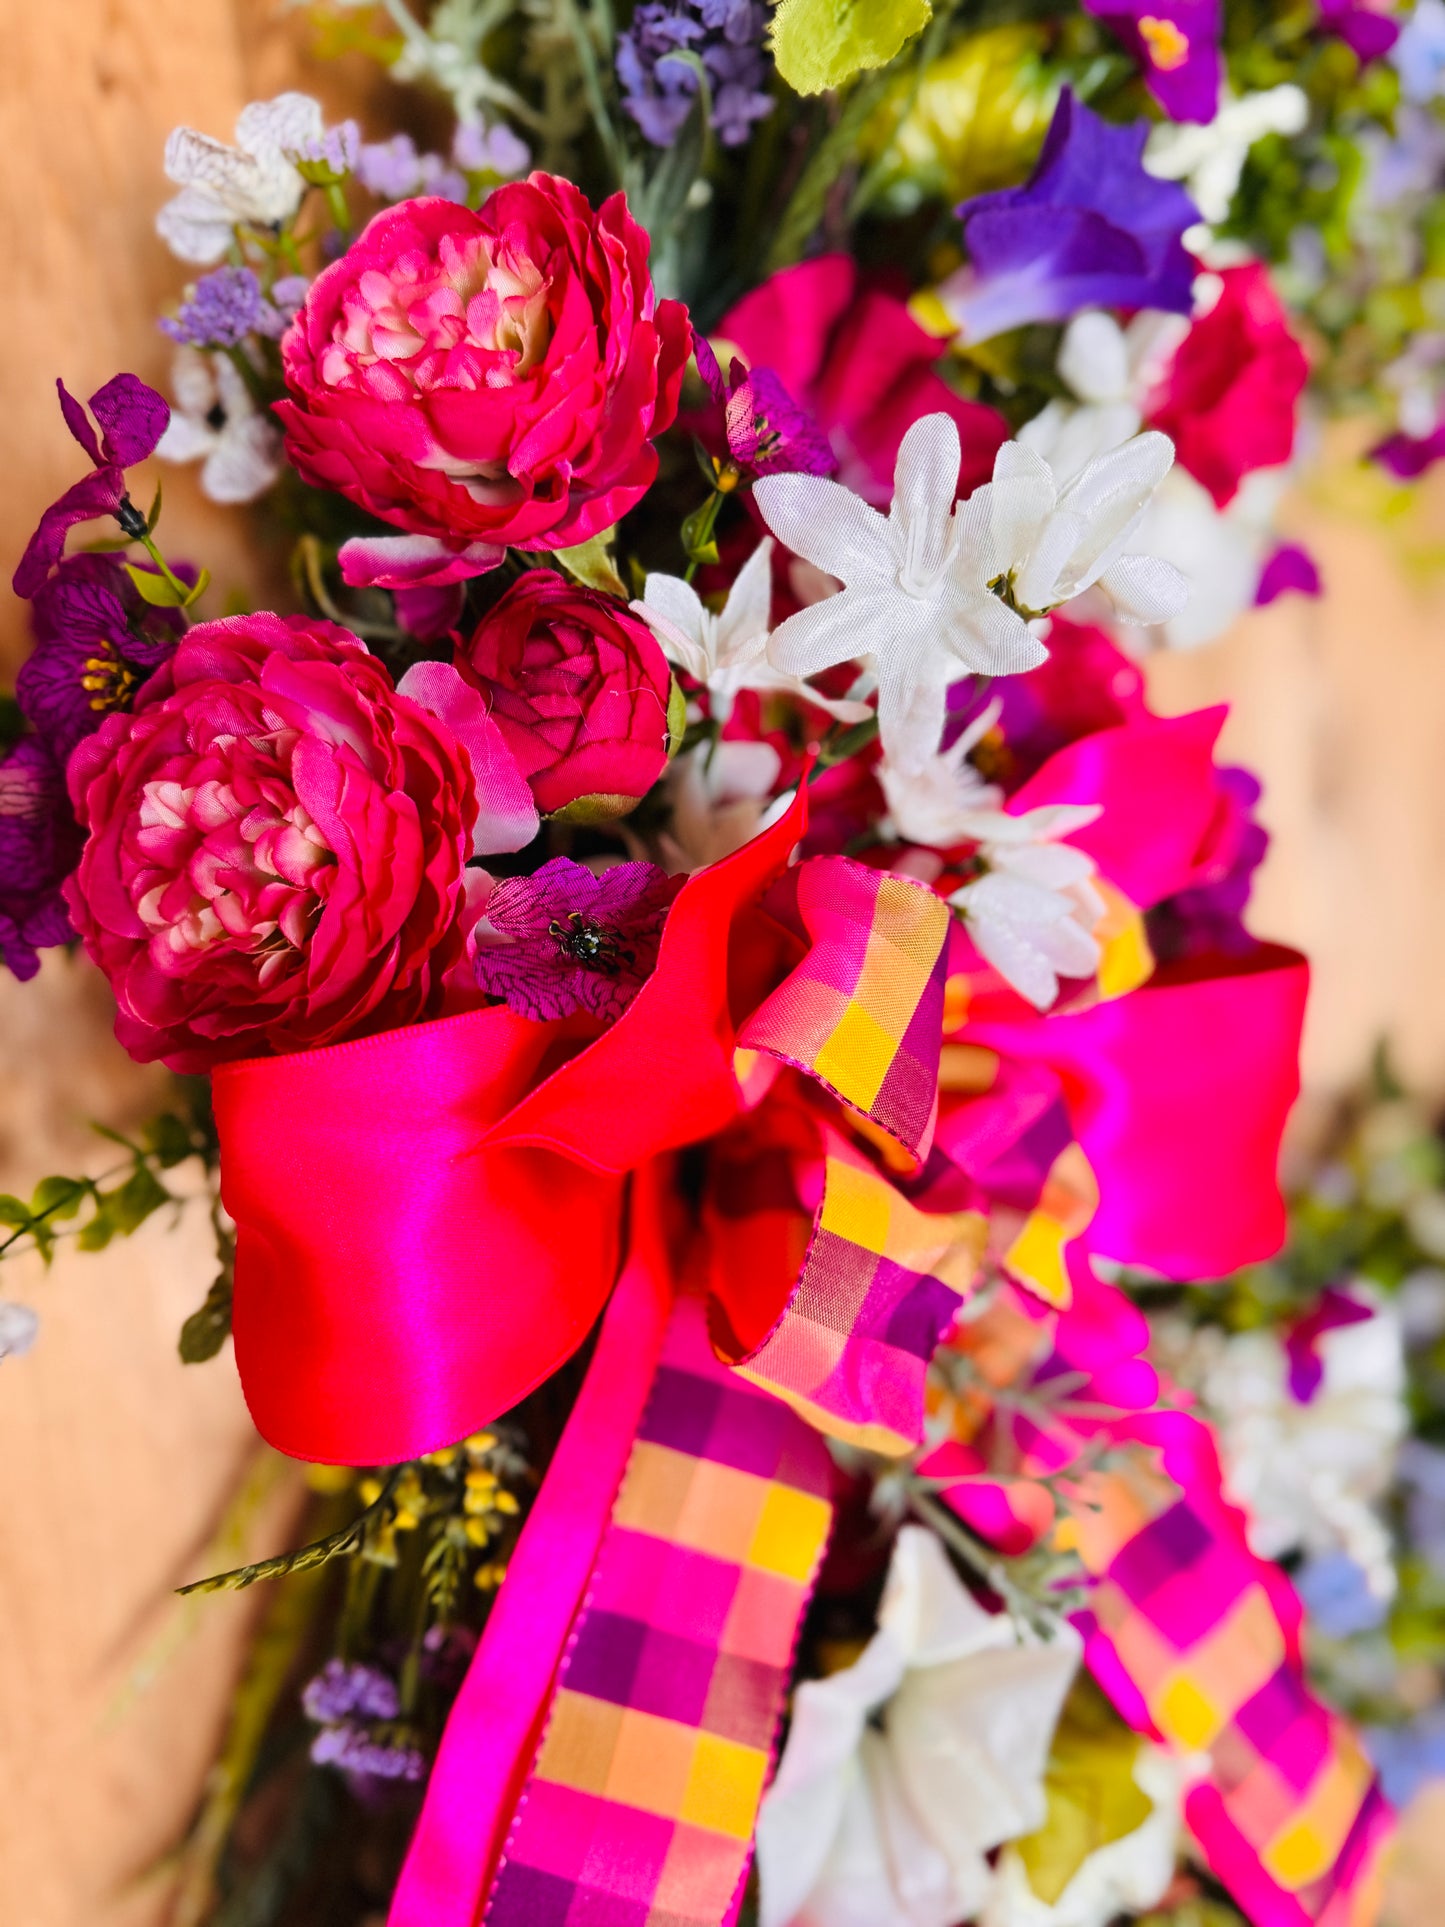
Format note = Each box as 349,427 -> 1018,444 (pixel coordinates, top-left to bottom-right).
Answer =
807,712 -> 880,778
559,0 -> 627,186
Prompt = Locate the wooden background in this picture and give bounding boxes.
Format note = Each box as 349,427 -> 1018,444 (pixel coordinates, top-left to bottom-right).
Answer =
0,4 -> 1441,1921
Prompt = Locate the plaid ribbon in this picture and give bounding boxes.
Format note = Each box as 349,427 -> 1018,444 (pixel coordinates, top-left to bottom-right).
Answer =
484,1295 -> 832,1927
1065,1430 -> 1394,1927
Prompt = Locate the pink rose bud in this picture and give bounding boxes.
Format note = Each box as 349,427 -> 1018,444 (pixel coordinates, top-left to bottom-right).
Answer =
457,573 -> 679,821
63,613 -> 481,1071
276,177 -> 692,565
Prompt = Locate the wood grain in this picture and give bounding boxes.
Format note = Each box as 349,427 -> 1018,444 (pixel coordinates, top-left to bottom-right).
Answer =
0,6 -> 1440,1923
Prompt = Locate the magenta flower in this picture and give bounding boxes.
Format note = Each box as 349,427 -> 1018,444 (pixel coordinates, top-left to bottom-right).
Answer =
945,92 -> 1200,342
0,736 -> 83,981
13,375 -> 170,599
19,554 -> 185,762
473,858 -> 683,1023
693,336 -> 836,479
1082,0 -> 1222,124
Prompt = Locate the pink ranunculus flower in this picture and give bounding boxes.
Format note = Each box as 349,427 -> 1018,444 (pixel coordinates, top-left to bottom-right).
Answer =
1146,263 -> 1309,509
63,613 -> 485,1072
276,179 -> 692,579
456,572 -> 676,821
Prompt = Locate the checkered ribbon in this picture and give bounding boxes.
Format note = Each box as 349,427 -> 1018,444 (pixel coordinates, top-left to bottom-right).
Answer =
1068,1428 -> 1394,1927
484,1296 -> 832,1927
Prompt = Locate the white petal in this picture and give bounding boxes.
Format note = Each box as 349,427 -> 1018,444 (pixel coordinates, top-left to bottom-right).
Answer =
767,587 -> 885,680
236,93 -> 324,158
966,911 -> 1061,1010
1097,552 -> 1191,624
875,650 -> 953,773
936,583 -> 1048,679
1058,310 -> 1131,405
988,441 -> 1056,575
1063,430 -> 1175,529
891,413 -> 963,581
635,576 -> 712,681
156,415 -> 216,465
994,803 -> 1103,845
168,345 -> 218,415
201,419 -> 281,503
752,474 -> 894,591
155,187 -> 235,264
716,537 -> 775,667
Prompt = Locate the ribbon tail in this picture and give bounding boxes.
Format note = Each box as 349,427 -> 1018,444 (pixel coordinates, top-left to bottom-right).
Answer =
389,1165 -> 675,1927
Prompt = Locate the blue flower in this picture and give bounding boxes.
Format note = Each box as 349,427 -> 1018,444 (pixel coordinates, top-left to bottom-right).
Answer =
941,91 -> 1201,343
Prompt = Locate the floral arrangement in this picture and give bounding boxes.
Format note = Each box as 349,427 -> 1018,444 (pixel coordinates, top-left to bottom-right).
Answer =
2,2 -> 1441,1923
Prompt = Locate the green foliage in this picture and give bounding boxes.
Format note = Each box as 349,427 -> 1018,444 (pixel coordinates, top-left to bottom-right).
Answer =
555,527 -> 628,597
771,0 -> 933,97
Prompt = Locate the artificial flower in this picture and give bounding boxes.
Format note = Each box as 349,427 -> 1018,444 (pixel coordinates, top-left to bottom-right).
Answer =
755,1525 -> 1080,1927
457,572 -> 677,821
1147,264 -> 1309,507
949,806 -> 1106,1010
1018,311 -> 1190,484
160,265 -> 281,348
1144,85 -> 1310,229
156,348 -> 283,504
941,92 -> 1200,343
1316,0 -> 1401,64
156,93 -> 324,264
987,434 -> 1188,625
63,614 -> 492,1071
276,178 -> 691,575
18,553 -> 185,761
12,373 -> 170,599
473,857 -> 683,1022
692,338 -> 837,480
1127,464 -> 1287,648
1200,1295 -> 1407,1598
634,539 -> 871,723
755,413 -> 1048,773
717,256 -> 1009,505
0,735 -> 82,981
877,700 -> 1005,847
1146,763 -> 1269,961
653,738 -> 787,872
1082,0 -> 1222,124
617,1 -> 774,148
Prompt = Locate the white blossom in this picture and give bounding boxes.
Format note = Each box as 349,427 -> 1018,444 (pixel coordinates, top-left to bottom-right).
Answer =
1145,86 -> 1309,239
982,1745 -> 1191,1927
157,349 -> 282,504
949,807 -> 1105,1011
654,739 -> 789,874
756,1526 -> 1080,1927
1019,311 -> 1190,485
632,540 -> 870,725
878,700 -> 1004,848
1129,464 -> 1288,650
157,94 -> 324,264
988,434 -> 1188,629
1202,1295 -> 1407,1600
755,415 -> 1047,775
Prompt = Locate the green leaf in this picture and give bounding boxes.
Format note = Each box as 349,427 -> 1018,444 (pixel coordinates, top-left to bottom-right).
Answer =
75,1208 -> 116,1254
30,1176 -> 87,1223
1014,1675 -> 1153,1905
554,531 -> 627,599
143,1112 -> 196,1169
178,1469 -> 402,1595
0,1195 -> 29,1230
666,677 -> 689,758
771,0 -> 932,96
182,566 -> 211,608
124,563 -> 187,609
680,494 -> 722,568
107,1164 -> 170,1236
179,1274 -> 233,1363
145,479 -> 163,534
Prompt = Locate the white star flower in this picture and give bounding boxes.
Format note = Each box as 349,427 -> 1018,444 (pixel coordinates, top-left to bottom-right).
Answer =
156,93 -> 324,264
988,433 -> 1188,629
754,414 -> 1048,775
949,806 -> 1105,1011
1018,311 -> 1190,486
156,349 -> 282,504
756,1526 -> 1080,1927
632,539 -> 870,725
878,700 -> 1005,848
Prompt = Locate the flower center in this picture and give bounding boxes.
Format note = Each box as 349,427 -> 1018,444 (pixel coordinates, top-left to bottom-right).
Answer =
80,639 -> 140,714
1138,14 -> 1190,68
548,913 -> 635,977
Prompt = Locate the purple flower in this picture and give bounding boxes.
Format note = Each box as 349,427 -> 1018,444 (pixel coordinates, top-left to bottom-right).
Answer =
1295,1551 -> 1389,1638
1284,1287 -> 1375,1402
1256,542 -> 1323,604
1318,0 -> 1401,63
160,266 -> 276,348
694,336 -> 836,479
1366,1708 -> 1445,1810
13,374 -> 170,600
452,120 -> 531,180
302,1659 -> 401,1724
943,91 -> 1200,342
1081,0 -> 1222,123
474,858 -> 683,1023
617,1 -> 773,149
1371,416 -> 1445,479
292,119 -> 363,177
0,736 -> 82,981
1147,765 -> 1269,962
356,134 -> 467,205
310,1722 -> 427,1785
18,554 -> 184,762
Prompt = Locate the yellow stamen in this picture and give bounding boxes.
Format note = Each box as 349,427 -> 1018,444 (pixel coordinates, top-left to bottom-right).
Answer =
1138,15 -> 1190,68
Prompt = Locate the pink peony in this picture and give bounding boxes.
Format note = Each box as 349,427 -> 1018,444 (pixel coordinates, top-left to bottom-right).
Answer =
1146,264 -> 1309,508
715,255 -> 1008,505
456,573 -> 676,820
64,613 -> 479,1072
276,179 -> 692,572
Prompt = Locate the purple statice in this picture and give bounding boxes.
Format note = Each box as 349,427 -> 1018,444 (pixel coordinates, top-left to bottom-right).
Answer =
1081,0 -> 1222,124
356,134 -> 467,205
19,553 -> 184,762
0,736 -> 82,981
160,266 -> 277,348
452,119 -> 531,181
617,2 -> 773,149
694,336 -> 835,479
301,1659 -> 401,1725
942,91 -> 1200,343
474,859 -> 684,1023
13,374 -> 170,600
291,118 -> 363,178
